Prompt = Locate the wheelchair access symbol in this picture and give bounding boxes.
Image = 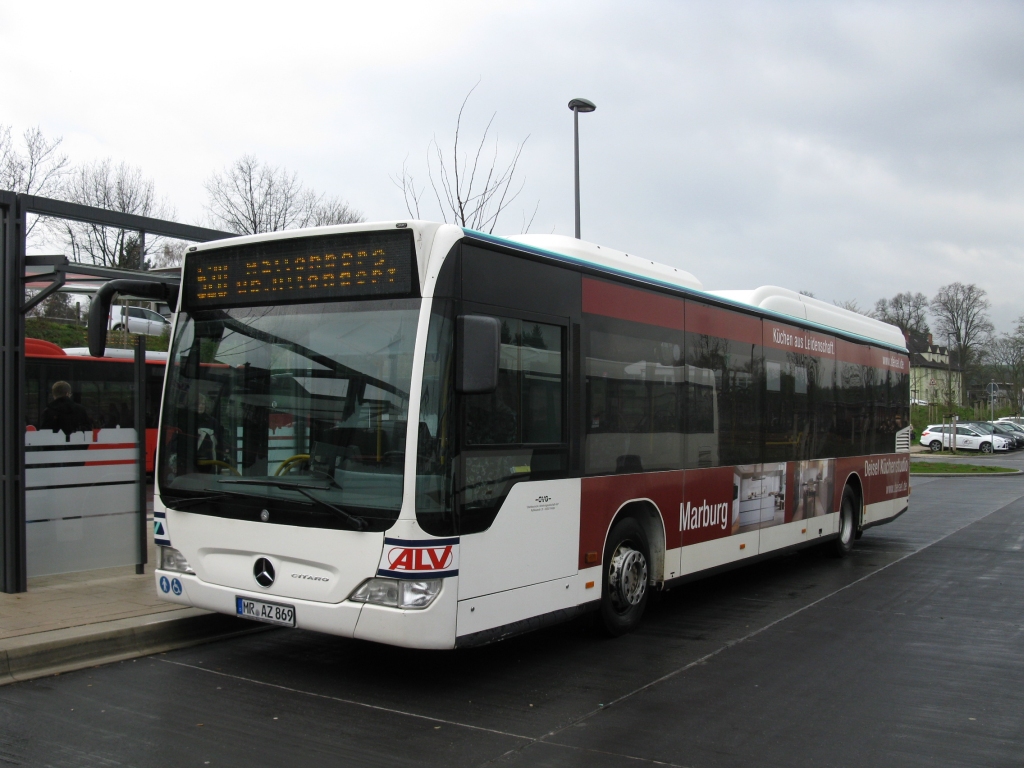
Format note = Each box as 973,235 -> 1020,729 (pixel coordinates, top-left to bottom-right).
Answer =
171,578 -> 182,596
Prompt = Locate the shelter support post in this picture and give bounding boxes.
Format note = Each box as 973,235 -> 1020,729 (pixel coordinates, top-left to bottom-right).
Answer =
135,336 -> 147,574
1,192 -> 27,593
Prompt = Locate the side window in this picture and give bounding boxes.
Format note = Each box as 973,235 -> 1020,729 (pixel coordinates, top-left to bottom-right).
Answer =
458,316 -> 566,533
763,324 -> 835,462
464,318 -> 563,445
685,302 -> 763,467
129,307 -> 146,319
581,280 -> 687,474
585,319 -> 686,473
834,342 -> 873,458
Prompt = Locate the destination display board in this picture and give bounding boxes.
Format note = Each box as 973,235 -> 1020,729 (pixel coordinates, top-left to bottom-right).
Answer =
182,230 -> 416,309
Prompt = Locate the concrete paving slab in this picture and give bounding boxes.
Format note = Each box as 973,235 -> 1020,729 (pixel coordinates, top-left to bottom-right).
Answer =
0,539 -> 175,640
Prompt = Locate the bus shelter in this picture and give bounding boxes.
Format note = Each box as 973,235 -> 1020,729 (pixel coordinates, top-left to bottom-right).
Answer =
0,190 -> 230,593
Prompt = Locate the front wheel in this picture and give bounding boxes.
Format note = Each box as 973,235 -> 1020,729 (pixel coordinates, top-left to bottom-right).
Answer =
929,440 -> 942,452
599,517 -> 651,636
981,442 -> 993,454
832,486 -> 858,558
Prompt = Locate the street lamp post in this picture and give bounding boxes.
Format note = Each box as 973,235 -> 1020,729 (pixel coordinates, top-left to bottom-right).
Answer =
947,333 -> 956,454
568,98 -> 596,239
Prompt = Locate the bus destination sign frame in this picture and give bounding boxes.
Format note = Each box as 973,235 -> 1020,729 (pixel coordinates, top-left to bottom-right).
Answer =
182,230 -> 417,310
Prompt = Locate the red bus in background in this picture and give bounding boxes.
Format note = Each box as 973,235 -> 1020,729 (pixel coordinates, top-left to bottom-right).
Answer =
25,337 -> 166,472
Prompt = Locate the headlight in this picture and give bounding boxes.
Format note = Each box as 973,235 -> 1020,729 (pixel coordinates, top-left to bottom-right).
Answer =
160,546 -> 194,574
349,578 -> 442,609
399,579 -> 443,608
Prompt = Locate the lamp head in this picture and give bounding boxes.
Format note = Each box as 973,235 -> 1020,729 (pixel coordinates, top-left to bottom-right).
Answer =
568,98 -> 596,113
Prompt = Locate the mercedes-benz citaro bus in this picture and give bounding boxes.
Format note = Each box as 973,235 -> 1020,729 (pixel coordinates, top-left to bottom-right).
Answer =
152,222 -> 911,648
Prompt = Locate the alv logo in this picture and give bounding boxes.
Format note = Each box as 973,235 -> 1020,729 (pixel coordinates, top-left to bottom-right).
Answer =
377,537 -> 460,577
387,545 -> 453,571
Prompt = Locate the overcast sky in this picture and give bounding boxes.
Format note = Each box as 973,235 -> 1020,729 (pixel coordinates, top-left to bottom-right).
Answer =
3,1 -> 1024,331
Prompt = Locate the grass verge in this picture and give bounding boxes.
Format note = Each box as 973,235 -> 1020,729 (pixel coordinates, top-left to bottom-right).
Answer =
910,461 -> 1017,474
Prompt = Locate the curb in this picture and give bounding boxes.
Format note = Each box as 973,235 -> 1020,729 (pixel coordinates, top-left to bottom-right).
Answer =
0,608 -> 270,686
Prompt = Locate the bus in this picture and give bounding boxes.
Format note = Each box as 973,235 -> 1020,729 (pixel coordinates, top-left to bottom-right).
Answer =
26,338 -> 167,472
147,222 -> 911,648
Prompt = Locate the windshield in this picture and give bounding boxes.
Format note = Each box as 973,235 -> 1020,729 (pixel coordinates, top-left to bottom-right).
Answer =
159,298 -> 421,531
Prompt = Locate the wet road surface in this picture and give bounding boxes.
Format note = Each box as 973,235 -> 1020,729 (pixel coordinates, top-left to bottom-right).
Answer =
2,474 -> 1022,767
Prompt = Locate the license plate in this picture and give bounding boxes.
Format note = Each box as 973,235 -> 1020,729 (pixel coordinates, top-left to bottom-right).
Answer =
236,597 -> 295,627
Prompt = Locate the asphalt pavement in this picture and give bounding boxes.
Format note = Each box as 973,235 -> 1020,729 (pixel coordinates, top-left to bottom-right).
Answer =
1,473 -> 1022,767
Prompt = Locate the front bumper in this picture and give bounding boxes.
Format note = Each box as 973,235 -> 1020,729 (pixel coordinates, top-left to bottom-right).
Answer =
155,569 -> 458,649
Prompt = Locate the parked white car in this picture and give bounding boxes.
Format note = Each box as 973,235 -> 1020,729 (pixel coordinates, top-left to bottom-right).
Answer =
919,424 -> 1010,453
108,306 -> 170,336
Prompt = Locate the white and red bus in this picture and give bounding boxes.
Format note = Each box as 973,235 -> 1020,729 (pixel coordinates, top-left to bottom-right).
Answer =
26,338 -> 166,472
151,223 -> 910,648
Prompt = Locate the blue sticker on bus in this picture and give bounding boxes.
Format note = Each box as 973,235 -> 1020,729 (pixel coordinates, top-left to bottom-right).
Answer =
171,578 -> 182,596
159,576 -> 170,593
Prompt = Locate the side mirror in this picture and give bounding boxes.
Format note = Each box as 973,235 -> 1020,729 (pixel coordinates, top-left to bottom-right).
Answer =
456,315 -> 500,394
88,279 -> 179,357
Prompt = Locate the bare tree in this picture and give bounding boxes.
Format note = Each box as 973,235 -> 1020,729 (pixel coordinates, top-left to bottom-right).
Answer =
204,155 -> 362,235
873,292 -> 930,337
834,299 -> 864,313
151,240 -> 188,269
392,84 -> 535,234
930,282 -> 994,402
306,195 -> 362,228
985,332 -> 1024,411
0,124 -> 70,237
55,159 -> 170,269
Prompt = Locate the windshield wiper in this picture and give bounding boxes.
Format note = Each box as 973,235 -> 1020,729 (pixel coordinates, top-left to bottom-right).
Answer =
218,478 -> 367,530
161,489 -> 261,509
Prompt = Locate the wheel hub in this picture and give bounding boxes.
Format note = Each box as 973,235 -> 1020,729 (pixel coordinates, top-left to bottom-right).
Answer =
608,544 -> 648,607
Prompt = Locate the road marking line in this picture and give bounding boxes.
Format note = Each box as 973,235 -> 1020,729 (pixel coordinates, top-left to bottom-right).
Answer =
157,659 -> 684,765
158,658 -> 534,740
488,486 -> 1024,764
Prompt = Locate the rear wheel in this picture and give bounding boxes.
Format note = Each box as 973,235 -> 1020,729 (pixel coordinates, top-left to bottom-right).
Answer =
929,440 -> 942,452
599,517 -> 651,636
981,442 -> 993,454
832,486 -> 858,558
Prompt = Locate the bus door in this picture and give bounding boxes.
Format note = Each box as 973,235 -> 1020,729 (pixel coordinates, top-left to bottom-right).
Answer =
454,306 -> 577,599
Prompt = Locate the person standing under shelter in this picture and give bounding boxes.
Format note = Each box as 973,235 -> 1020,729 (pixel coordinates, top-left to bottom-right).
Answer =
40,380 -> 91,438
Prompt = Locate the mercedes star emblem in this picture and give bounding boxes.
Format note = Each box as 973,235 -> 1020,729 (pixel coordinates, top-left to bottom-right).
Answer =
253,557 -> 275,588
